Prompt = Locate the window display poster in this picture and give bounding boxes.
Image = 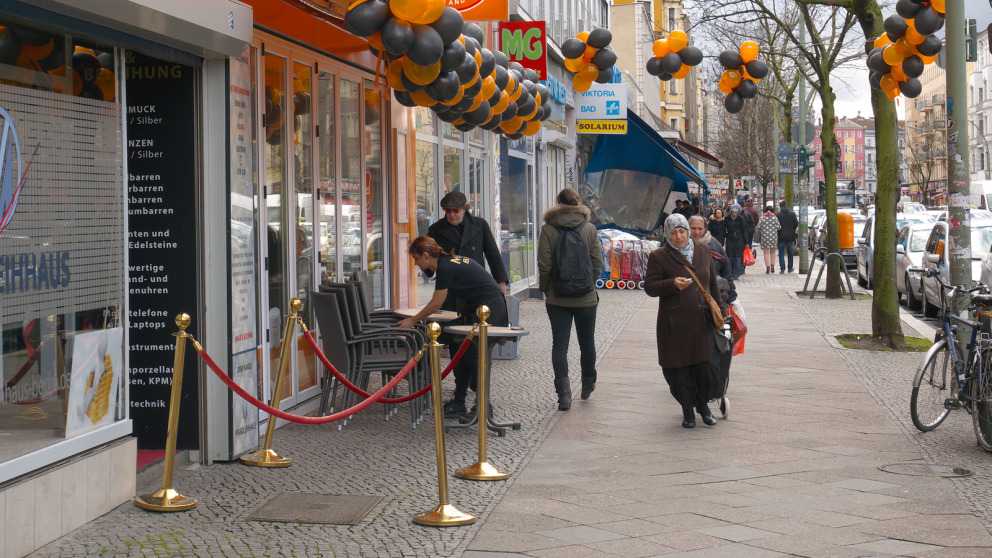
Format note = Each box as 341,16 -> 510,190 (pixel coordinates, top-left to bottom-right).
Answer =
126,51 -> 200,450
65,328 -> 124,439
229,48 -> 259,457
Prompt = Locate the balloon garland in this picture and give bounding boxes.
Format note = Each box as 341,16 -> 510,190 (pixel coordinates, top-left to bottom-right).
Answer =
867,3 -> 944,100
0,26 -> 116,102
716,41 -> 768,114
645,30 -> 703,83
345,0 -> 549,137
560,28 -> 617,93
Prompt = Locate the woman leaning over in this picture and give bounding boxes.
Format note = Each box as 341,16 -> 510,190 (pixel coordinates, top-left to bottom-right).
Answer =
537,188 -> 603,411
645,214 -> 726,428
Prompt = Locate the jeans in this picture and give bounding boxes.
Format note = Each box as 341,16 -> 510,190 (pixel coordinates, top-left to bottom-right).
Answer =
546,304 -> 598,381
730,254 -> 745,279
778,240 -> 795,271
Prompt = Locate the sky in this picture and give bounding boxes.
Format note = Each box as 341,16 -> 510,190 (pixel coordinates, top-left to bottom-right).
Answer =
826,3 -> 992,122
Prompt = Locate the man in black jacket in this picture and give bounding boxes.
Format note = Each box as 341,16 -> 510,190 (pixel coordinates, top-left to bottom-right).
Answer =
776,200 -> 799,273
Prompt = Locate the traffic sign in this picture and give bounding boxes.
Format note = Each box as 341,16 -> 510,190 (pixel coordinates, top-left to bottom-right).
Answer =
791,121 -> 815,145
778,142 -> 795,173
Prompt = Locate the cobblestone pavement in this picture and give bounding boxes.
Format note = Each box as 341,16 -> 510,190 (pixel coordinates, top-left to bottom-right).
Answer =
32,290 -> 646,557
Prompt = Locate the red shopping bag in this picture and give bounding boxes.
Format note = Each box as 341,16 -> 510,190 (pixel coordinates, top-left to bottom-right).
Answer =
742,245 -> 755,266
728,304 -> 747,356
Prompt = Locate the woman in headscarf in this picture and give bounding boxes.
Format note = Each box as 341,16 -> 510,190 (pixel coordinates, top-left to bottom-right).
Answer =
723,203 -> 747,280
689,215 -> 736,305
756,204 -> 782,273
708,208 -> 727,245
645,214 -> 726,428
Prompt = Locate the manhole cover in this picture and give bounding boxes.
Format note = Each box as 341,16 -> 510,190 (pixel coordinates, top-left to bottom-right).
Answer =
879,462 -> 973,477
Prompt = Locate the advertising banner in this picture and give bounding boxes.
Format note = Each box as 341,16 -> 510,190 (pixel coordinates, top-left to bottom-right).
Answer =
576,120 -> 627,134
453,0 -> 508,22
498,21 -> 547,80
575,82 -> 626,120
65,328 -> 124,439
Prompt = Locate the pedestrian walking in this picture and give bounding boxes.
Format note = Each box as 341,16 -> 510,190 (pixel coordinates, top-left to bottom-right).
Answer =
724,204 -> 747,280
776,200 -> 799,273
689,215 -> 736,304
708,208 -> 727,245
427,190 -> 509,293
644,214 -> 725,428
742,197 -> 758,248
537,188 -> 603,410
757,205 -> 782,273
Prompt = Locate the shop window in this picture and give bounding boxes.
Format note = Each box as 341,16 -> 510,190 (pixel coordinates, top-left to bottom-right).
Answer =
364,82 -> 385,308
414,106 -> 435,135
442,121 -> 463,142
318,70 -> 337,283
443,146 -> 462,196
1,21 -> 125,466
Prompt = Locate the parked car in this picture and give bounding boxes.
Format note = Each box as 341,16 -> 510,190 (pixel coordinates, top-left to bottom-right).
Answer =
895,222 -> 934,310
811,212 -> 867,267
920,219 -> 992,316
856,216 -> 877,288
809,213 -> 826,253
935,209 -> 992,222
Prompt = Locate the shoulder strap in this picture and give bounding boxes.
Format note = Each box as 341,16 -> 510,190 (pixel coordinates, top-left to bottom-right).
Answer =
682,263 -> 719,307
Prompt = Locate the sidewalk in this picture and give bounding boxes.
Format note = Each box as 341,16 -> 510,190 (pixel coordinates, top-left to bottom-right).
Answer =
31,270 -> 992,557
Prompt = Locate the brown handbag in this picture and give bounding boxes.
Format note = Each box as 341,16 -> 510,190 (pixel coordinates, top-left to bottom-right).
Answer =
682,264 -> 725,328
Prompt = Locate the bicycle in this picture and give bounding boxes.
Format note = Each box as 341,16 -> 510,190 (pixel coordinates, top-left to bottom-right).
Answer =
910,266 -> 992,451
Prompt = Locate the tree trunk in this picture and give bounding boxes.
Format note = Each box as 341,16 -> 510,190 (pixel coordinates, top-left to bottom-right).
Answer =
819,92 -> 843,298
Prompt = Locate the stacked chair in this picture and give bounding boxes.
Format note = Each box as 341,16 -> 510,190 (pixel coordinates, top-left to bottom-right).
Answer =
312,279 -> 429,428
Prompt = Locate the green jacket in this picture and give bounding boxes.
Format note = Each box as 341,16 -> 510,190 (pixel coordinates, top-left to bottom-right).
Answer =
538,204 -> 603,307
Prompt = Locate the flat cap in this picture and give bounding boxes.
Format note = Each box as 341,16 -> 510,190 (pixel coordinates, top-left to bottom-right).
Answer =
440,191 -> 468,209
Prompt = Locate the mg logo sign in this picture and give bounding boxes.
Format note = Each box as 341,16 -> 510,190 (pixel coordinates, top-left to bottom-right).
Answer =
0,105 -> 22,237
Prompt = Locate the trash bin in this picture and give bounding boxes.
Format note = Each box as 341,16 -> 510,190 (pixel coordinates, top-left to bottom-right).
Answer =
492,294 -> 519,360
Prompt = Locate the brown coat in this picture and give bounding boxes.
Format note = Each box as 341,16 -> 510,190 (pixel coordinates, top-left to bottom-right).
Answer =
644,242 -> 726,369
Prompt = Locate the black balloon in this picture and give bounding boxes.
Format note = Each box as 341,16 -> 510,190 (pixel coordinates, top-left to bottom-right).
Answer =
505,133 -> 522,140
492,65 -> 509,90
394,89 -> 417,107
679,46 -> 703,66
913,7 -> 940,35
587,28 -> 612,49
437,110 -> 462,123
524,69 -> 539,83
97,52 -> 113,69
516,94 -> 535,118
454,54 -> 478,83
429,7 -> 464,45
562,38 -> 586,59
37,42 -> 65,70
400,72 -> 427,92
868,52 -> 890,73
426,71 -> 461,102
902,55 -> 924,78
935,15 -> 945,32
462,22 -> 484,45
899,77 -> 922,98
540,106 -> 552,121
646,57 -> 664,76
737,79 -> 758,99
521,79 -> 536,95
440,39 -> 467,72
883,14 -> 908,39
73,51 -> 101,83
868,71 -> 883,91
294,92 -> 311,115
464,101 -> 491,125
595,67 -> 613,83
502,101 -> 518,120
463,76 -> 483,98
719,50 -> 743,70
455,122 -> 476,132
660,52 -> 682,75
744,60 -> 768,80
658,72 -> 673,82
451,94 -> 475,114
917,34 -> 942,56
533,105 -> 545,121
478,48 -> 496,77
725,92 -> 744,113
535,84 -> 550,105
592,48 -> 617,71
344,0 -> 390,38
866,47 -> 881,68
408,25 -> 444,66
480,114 -> 504,130
509,61 -> 525,75
493,50 -> 509,69
79,81 -> 102,100
462,35 -> 477,57
381,18 -> 414,56
895,0 -> 921,19
13,28 -> 51,46
0,32 -> 19,66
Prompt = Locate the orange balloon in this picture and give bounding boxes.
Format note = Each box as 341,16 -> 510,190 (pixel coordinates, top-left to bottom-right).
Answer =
410,0 -> 444,24
882,44 -> 903,66
440,86 -> 465,106
469,91 -> 484,112
74,46 -> 96,56
368,32 -> 384,51
473,49 -> 482,68
390,0 -> 429,22
519,100 -> 539,121
576,31 -> 590,43
582,51 -> 595,63
508,82 -> 522,102
410,89 -> 437,107
920,53 -> 938,64
573,74 -> 592,93
491,91 -> 509,114
499,118 -> 519,134
931,0 -> 945,14
402,57 -> 441,85
673,64 -> 692,79
583,45 -> 596,59
740,41 -> 759,63
504,73 -> 516,97
523,119 -> 541,136
894,37 -> 912,57
879,73 -> 896,92
565,56 -> 585,73
578,63 -> 599,82
724,69 -> 742,87
873,34 -> 892,49
718,78 -> 733,95
481,76 -> 496,100
387,60 -> 406,91
668,30 -> 688,52
905,24 -> 926,45
890,64 -> 907,82
653,39 -> 671,58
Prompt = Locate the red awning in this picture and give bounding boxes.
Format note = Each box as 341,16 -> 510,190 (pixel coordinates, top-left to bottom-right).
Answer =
674,140 -> 724,170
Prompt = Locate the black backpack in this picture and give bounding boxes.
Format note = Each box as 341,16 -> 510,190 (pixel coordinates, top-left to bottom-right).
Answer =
553,224 -> 595,297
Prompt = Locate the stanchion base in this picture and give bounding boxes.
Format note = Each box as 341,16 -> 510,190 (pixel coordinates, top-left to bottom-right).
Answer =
454,461 -> 508,481
413,504 -> 476,526
134,488 -> 197,512
239,449 -> 292,468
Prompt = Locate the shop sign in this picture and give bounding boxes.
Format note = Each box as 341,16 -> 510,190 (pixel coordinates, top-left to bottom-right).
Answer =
540,75 -> 566,105
452,0 -> 509,22
0,106 -> 22,236
575,83 -> 626,120
499,21 -> 546,80
577,120 -> 627,134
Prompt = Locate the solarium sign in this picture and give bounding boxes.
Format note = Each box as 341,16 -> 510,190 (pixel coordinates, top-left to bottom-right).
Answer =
0,105 -> 22,237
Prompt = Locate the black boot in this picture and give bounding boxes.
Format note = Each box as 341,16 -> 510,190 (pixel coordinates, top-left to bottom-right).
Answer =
682,407 -> 696,428
580,375 -> 596,400
443,395 -> 467,418
554,378 -> 572,411
698,405 -> 716,426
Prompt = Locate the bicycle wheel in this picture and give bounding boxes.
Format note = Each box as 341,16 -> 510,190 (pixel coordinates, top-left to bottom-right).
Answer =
911,339 -> 952,431
972,357 -> 992,451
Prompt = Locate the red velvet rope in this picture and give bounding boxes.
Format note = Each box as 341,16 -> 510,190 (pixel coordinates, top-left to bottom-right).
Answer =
196,346 -> 417,424
301,329 -> 472,404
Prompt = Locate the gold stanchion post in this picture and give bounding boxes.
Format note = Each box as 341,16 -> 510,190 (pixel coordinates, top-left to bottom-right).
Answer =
455,305 -> 508,481
135,314 -> 197,511
414,322 -> 476,526
240,298 -> 301,467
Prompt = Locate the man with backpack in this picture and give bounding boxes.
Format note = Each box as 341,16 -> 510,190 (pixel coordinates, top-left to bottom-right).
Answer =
537,188 -> 603,411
